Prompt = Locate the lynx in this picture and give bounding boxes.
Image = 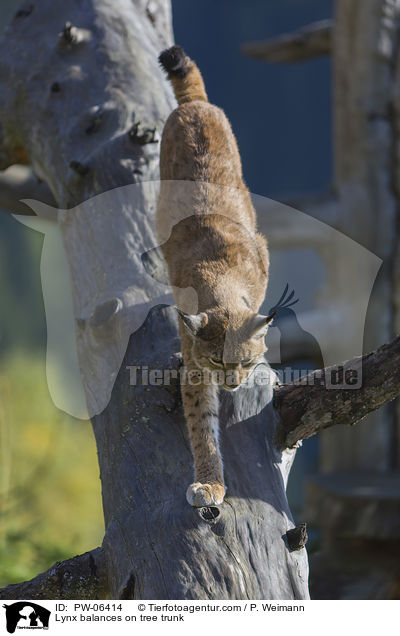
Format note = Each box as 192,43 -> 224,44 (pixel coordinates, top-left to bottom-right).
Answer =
157,46 -> 273,507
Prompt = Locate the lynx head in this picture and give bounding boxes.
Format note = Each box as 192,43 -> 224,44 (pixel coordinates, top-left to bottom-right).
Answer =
178,308 -> 275,391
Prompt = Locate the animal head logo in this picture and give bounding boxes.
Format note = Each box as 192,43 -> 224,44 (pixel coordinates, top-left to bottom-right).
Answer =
3,602 -> 50,634
267,284 -> 324,373
13,182 -> 382,416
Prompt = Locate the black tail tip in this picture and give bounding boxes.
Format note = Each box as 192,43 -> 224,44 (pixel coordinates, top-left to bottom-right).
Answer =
158,45 -> 189,78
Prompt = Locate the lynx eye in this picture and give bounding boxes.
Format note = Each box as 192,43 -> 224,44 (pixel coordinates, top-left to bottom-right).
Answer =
209,357 -> 223,368
241,358 -> 254,368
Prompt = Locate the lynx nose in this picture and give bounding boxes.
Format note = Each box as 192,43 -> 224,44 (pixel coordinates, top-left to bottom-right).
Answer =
223,382 -> 240,392
223,364 -> 241,391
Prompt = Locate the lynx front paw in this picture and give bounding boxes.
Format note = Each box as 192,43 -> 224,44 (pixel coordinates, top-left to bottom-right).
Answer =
186,482 -> 226,507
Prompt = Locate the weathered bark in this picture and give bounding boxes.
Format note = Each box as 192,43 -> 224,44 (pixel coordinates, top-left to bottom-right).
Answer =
0,549 -> 106,600
274,336 -> 400,448
1,0 -> 399,601
95,306 -> 310,599
242,20 -> 332,63
242,0 -> 400,600
0,0 -> 309,599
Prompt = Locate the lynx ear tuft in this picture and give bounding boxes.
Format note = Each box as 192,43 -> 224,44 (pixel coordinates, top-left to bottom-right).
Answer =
177,309 -> 208,336
251,312 -> 276,339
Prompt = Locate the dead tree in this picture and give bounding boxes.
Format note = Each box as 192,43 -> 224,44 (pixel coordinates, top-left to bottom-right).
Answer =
244,0 -> 400,598
0,0 -> 399,600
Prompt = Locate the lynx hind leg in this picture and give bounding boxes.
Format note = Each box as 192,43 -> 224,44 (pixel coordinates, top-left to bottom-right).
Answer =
181,382 -> 226,507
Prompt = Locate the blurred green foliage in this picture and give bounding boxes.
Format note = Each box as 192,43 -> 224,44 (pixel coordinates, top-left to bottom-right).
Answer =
0,354 -> 104,586
0,215 -> 46,354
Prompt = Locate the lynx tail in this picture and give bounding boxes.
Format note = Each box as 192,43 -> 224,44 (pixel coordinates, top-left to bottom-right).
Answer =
159,45 -> 208,105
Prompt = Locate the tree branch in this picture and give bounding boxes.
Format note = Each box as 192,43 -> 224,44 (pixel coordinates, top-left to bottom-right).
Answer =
274,336 -> 400,448
241,20 -> 332,63
0,165 -> 57,215
0,548 -> 107,600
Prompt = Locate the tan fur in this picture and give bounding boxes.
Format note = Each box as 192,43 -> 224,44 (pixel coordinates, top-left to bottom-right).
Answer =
157,50 -> 270,506
169,60 -> 208,105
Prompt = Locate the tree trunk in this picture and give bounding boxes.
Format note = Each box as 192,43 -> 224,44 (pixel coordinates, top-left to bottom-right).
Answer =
243,0 -> 400,599
95,306 -> 310,599
2,0 -> 400,601
0,0 -> 309,599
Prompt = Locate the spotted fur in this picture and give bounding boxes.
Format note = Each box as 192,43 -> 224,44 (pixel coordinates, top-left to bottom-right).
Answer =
158,46 -> 271,506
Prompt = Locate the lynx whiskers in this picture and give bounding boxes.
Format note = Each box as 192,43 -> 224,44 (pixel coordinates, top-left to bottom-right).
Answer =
157,46 -> 272,507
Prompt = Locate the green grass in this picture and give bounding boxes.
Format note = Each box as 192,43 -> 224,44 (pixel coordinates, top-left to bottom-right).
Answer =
0,353 -> 104,586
